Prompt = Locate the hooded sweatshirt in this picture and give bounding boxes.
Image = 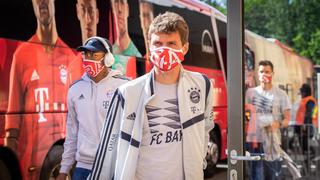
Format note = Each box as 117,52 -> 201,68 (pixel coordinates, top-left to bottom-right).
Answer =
60,70 -> 129,173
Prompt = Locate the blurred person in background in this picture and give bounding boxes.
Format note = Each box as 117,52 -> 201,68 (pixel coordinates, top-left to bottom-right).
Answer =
245,60 -> 291,180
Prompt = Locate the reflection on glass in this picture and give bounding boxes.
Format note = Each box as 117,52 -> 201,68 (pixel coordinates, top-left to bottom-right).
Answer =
245,60 -> 292,179
244,31 -> 319,179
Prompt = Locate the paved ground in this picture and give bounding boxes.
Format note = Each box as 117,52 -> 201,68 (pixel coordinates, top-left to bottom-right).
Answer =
204,164 -> 320,180
205,168 -> 227,180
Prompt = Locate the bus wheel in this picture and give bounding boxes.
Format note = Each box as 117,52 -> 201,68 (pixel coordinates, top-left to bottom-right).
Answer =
204,131 -> 220,178
40,145 -> 72,180
0,159 -> 11,180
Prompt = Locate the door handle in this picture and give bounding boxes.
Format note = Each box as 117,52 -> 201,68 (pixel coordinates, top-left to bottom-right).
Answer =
230,154 -> 261,161
229,150 -> 262,165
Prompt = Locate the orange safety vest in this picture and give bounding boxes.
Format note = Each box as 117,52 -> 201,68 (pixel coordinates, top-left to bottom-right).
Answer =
296,96 -> 318,128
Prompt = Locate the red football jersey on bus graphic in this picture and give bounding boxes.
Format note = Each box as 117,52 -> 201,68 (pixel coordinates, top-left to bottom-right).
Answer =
5,35 -> 83,179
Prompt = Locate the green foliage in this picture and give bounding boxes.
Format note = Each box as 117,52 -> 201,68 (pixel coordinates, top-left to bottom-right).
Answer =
293,30 -> 320,65
306,30 -> 320,65
244,0 -> 320,65
201,0 -> 320,64
200,0 -> 227,15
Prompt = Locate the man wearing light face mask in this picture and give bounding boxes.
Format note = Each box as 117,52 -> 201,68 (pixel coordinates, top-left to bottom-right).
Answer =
57,36 -> 129,180
245,60 -> 291,180
88,12 -> 214,180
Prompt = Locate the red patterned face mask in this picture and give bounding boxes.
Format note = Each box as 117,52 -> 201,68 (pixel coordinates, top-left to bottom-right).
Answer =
82,58 -> 104,77
259,74 -> 272,83
150,46 -> 184,71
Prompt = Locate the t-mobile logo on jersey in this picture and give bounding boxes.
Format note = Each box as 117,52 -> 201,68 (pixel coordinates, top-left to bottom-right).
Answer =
34,88 -> 66,123
35,88 -> 49,123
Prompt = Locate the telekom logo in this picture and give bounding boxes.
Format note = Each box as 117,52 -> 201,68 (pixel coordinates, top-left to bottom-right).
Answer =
34,88 -> 49,123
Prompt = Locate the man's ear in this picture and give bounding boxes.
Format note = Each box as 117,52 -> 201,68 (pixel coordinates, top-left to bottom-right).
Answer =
96,8 -> 99,24
125,2 -> 129,17
76,3 -> 81,20
182,42 -> 189,55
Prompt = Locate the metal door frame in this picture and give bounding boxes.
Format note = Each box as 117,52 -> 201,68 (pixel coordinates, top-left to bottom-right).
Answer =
227,0 -> 245,179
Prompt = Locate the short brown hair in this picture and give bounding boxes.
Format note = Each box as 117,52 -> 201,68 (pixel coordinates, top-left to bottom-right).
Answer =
259,60 -> 274,71
148,11 -> 189,45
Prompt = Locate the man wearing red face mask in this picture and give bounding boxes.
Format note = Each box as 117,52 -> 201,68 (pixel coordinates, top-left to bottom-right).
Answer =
57,36 -> 129,180
88,12 -> 214,180
245,60 -> 291,180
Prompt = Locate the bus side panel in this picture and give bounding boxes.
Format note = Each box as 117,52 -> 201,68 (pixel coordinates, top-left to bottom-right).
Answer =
184,66 -> 228,160
213,107 -> 228,159
5,113 -> 66,179
0,38 -> 79,179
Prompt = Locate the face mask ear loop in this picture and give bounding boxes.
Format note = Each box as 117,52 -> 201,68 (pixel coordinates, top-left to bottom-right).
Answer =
150,46 -> 183,52
83,58 -> 100,63
83,56 -> 106,66
171,48 -> 184,53
99,56 -> 106,67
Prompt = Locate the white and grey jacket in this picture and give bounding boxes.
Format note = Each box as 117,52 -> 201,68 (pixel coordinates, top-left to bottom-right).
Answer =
89,68 -> 214,180
60,70 -> 129,174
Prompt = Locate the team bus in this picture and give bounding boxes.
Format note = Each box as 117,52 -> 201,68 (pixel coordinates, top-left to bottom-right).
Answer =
0,0 -> 314,179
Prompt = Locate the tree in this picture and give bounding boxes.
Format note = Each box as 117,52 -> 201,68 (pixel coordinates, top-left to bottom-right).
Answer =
203,0 -> 320,64
244,0 -> 320,65
200,0 -> 227,15
290,0 -> 320,64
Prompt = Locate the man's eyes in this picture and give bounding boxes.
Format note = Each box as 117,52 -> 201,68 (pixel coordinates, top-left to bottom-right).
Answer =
153,42 -> 162,46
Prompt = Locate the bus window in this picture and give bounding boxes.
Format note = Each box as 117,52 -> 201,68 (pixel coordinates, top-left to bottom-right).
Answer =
216,18 -> 227,72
